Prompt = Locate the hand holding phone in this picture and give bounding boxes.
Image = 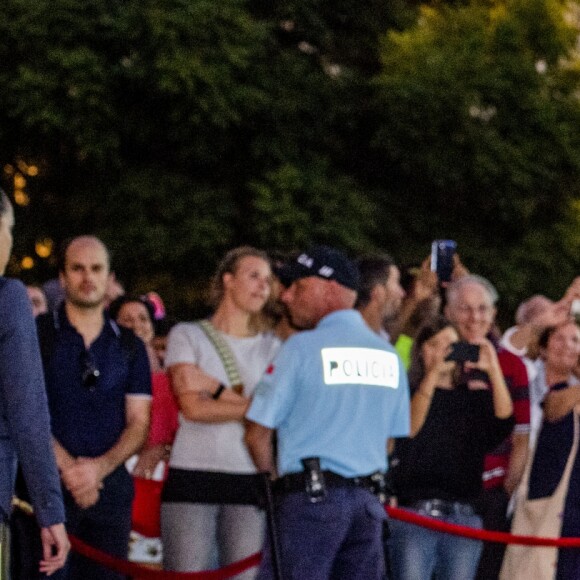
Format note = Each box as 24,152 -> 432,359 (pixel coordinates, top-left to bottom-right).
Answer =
445,341 -> 480,363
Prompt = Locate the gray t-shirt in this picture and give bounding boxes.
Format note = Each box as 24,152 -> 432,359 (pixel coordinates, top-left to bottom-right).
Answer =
166,322 -> 281,473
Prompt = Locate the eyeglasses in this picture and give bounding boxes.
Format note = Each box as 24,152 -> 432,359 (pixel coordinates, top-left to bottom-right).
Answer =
81,351 -> 100,391
455,304 -> 494,317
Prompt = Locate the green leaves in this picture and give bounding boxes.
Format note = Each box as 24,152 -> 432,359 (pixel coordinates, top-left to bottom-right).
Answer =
249,161 -> 376,251
371,0 -> 580,318
2,0 -> 580,321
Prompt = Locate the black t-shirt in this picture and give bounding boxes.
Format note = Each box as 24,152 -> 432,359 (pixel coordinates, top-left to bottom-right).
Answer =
391,385 -> 514,505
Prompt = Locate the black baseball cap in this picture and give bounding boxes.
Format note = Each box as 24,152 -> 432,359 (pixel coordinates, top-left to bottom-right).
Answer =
274,245 -> 359,291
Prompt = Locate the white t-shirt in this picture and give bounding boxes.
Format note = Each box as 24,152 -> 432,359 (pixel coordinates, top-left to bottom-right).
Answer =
166,322 -> 281,473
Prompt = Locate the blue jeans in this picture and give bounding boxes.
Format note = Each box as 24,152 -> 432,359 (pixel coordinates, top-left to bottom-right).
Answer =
389,507 -> 483,580
258,487 -> 387,580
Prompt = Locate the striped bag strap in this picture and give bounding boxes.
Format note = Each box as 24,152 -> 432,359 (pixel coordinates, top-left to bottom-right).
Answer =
197,319 -> 243,391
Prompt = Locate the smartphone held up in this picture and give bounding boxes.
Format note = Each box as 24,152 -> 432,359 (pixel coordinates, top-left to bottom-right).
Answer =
571,299 -> 580,324
431,240 -> 457,284
445,341 -> 480,363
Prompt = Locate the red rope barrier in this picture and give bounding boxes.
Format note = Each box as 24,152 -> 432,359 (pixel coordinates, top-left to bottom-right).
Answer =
386,506 -> 580,548
64,504 -> 580,578
69,535 -> 261,579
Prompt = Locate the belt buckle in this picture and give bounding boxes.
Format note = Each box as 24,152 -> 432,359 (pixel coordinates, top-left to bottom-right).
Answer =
428,504 -> 445,518
427,499 -> 447,518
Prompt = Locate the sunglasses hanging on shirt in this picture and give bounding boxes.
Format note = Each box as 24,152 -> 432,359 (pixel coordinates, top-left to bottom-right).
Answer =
80,351 -> 100,391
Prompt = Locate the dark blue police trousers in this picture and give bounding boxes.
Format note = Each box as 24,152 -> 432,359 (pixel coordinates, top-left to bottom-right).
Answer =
258,486 -> 387,580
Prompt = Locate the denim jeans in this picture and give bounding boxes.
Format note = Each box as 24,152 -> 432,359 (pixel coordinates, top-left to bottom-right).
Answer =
389,506 -> 483,580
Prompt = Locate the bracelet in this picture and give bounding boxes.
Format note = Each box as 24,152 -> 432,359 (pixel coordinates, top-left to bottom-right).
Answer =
212,383 -> 226,400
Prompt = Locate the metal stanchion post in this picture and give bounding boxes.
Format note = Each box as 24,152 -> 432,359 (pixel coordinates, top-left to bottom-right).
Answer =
261,473 -> 284,580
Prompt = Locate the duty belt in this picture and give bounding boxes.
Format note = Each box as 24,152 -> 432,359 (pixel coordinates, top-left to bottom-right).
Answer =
275,470 -> 384,495
406,498 -> 476,518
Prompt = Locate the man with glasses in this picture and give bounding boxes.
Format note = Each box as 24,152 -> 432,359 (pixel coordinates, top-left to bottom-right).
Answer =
445,275 -> 530,580
38,236 -> 151,580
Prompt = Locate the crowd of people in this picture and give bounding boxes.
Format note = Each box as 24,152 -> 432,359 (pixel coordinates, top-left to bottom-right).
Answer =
1,185 -> 580,579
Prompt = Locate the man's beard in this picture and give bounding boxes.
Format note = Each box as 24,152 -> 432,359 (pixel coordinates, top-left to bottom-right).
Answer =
67,294 -> 106,309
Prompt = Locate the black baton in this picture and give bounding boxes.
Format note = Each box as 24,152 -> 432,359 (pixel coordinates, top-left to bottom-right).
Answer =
261,472 -> 284,580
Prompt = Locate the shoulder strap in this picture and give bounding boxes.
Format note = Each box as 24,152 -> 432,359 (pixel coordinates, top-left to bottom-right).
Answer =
197,319 -> 243,388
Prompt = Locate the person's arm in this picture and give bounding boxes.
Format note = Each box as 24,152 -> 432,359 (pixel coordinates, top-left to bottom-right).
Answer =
170,363 -> 250,422
52,437 -> 101,508
39,524 -> 70,576
506,323 -> 539,353
64,396 -> 150,499
0,281 -> 66,529
508,285 -> 579,354
563,276 -> 580,304
244,420 -> 276,476
95,395 -> 151,476
244,339 -> 300,476
0,281 -> 68,572
389,258 -> 437,342
410,370 -> 439,437
506,302 -> 567,353
468,340 -> 513,419
52,438 -> 75,472
409,335 -> 456,436
132,443 -> 171,478
503,432 -> 529,495
450,254 -> 470,282
543,386 -> 580,422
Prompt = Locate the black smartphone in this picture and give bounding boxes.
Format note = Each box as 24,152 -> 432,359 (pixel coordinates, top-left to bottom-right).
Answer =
431,240 -> 457,283
571,299 -> 580,324
445,341 -> 480,363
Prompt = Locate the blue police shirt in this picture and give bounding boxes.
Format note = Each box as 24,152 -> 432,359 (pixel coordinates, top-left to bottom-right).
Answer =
247,309 -> 410,477
43,306 -> 152,458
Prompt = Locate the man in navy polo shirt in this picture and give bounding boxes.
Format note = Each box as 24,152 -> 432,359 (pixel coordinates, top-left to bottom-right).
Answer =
245,246 -> 410,580
40,236 -> 151,580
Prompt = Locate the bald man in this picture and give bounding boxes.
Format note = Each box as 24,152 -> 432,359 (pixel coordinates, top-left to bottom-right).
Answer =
38,236 -> 151,580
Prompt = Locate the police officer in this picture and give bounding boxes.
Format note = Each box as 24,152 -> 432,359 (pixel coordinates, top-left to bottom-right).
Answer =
245,245 -> 410,580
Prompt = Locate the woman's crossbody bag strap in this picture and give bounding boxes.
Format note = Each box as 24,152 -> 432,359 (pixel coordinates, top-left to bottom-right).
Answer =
196,319 -> 243,389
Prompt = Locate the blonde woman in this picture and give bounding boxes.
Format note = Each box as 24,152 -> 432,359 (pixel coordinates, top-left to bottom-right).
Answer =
161,247 -> 280,577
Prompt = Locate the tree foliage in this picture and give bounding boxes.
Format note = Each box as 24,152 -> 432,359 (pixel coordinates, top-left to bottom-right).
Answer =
370,0 -> 580,315
1,0 -> 579,319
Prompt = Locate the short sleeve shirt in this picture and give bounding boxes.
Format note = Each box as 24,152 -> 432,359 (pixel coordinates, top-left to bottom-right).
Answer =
247,310 -> 410,477
42,307 -> 152,458
166,322 -> 281,473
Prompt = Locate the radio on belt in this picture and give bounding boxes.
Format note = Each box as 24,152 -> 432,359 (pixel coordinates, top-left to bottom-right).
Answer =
301,457 -> 327,503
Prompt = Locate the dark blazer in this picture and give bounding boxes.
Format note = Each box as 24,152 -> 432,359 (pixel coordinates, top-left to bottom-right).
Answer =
0,277 -> 64,527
